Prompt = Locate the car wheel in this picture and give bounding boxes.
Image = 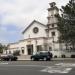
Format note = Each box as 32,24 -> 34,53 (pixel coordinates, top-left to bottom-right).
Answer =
14,58 -> 17,61
14,57 -> 18,61
6,58 -> 9,61
43,57 -> 47,61
47,58 -> 51,61
31,58 -> 35,61
1,58 -> 4,61
9,58 -> 11,61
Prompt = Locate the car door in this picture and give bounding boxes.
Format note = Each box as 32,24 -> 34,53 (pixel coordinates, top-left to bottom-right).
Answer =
35,52 -> 42,59
39,52 -> 44,59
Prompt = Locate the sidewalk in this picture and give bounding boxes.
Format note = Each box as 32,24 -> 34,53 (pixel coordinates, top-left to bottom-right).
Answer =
52,58 -> 75,61
17,57 -> 75,61
17,55 -> 75,61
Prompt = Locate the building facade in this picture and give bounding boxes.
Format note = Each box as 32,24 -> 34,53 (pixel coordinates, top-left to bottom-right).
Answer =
4,2 -> 75,58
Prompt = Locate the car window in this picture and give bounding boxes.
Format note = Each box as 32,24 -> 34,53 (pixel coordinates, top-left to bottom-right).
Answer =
39,52 -> 43,54
36,52 -> 44,55
36,51 -> 51,55
36,52 -> 40,55
8,54 -> 13,57
40,52 -> 45,54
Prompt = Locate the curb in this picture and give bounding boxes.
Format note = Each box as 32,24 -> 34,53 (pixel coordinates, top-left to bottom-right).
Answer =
17,58 -> 75,61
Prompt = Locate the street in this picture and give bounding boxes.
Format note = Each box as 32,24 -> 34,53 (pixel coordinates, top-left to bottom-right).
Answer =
0,60 -> 75,75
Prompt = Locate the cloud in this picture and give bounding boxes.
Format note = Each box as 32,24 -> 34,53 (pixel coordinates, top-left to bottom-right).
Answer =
0,0 -> 69,27
0,0 -> 69,44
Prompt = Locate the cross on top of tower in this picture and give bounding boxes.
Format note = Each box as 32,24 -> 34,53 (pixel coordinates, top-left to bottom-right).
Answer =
49,2 -> 56,7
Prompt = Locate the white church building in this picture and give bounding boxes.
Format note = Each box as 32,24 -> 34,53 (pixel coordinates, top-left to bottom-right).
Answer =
5,2 -> 75,58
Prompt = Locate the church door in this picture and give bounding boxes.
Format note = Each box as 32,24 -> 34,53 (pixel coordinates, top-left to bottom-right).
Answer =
27,45 -> 33,55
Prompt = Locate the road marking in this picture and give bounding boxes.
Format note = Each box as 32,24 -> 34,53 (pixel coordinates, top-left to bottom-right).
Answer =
41,66 -> 72,73
0,64 -> 47,67
0,63 -> 8,64
55,63 -> 75,67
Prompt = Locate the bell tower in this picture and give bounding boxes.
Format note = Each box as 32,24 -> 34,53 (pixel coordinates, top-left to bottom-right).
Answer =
46,2 -> 60,53
47,2 -> 59,28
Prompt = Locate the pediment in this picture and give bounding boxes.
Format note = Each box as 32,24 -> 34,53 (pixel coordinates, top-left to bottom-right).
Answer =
22,20 -> 47,34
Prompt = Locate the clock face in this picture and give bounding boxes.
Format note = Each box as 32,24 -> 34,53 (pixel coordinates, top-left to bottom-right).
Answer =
33,27 -> 39,33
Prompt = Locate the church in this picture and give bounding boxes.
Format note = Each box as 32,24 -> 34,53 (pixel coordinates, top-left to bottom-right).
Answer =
6,2 -> 75,58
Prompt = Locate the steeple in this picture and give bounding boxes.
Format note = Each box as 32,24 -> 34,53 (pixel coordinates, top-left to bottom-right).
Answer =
47,2 -> 59,27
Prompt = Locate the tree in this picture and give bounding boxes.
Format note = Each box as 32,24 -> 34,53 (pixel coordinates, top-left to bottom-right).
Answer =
0,43 -> 8,53
0,43 -> 3,53
56,0 -> 75,50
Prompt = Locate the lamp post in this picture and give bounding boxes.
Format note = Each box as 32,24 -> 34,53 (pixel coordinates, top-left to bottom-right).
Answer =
52,36 -> 55,51
35,39 -> 37,53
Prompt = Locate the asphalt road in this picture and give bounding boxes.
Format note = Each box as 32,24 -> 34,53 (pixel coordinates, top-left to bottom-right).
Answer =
0,60 -> 75,75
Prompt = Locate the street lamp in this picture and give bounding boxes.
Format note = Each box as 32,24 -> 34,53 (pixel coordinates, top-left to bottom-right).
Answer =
52,36 -> 55,51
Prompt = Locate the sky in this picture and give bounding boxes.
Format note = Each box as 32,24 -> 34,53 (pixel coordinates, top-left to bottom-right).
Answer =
0,0 -> 69,44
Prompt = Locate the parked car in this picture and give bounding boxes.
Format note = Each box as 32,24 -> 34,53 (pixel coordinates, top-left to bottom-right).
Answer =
31,51 -> 53,61
0,54 -> 18,61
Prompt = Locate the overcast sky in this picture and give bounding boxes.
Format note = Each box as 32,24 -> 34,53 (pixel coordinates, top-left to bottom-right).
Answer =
0,0 -> 69,44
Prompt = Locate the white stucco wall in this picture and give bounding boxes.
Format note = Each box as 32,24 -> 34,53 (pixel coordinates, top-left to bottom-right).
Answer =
49,29 -> 59,41
23,22 -> 47,39
8,38 -> 48,55
8,42 -> 20,53
48,9 -> 59,17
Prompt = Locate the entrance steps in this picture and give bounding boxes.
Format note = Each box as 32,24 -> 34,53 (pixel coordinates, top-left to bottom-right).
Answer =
17,55 -> 31,60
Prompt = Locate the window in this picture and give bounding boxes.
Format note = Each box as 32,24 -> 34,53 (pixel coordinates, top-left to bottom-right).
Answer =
33,27 -> 39,33
51,15 -> 53,17
52,24 -> 54,27
49,47 -> 52,51
22,50 -> 24,54
37,45 -> 42,52
9,51 -> 11,54
51,32 -> 55,36
21,47 -> 25,54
